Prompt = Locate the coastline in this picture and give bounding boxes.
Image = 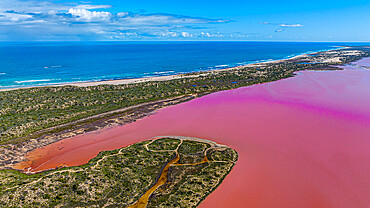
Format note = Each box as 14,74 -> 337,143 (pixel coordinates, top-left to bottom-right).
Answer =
1,46 -> 368,173
7,57 -> 369,208
0,136 -> 238,207
0,47 -> 342,92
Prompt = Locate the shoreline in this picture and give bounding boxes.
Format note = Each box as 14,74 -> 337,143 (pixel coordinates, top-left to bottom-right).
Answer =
2,51 -> 369,208
2,93 -> 208,171
1,47 -> 368,173
0,136 -> 238,208
0,47 -> 344,92
8,57 -> 369,174
8,135 -> 228,175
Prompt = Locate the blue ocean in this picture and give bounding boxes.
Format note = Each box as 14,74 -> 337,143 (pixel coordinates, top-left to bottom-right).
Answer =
0,41 -> 363,89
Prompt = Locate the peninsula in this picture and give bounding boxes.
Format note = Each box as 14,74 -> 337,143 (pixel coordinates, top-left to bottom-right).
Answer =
0,136 -> 237,208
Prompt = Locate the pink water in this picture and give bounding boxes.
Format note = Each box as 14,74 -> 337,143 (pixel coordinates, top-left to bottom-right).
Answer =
18,58 -> 370,208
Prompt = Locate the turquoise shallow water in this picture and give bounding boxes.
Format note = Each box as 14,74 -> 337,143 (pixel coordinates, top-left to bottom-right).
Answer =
0,41 -> 364,89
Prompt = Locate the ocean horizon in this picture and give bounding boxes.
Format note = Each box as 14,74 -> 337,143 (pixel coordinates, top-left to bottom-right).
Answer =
0,41 -> 367,89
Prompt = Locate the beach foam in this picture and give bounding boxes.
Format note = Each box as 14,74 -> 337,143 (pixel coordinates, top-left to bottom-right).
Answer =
215,64 -> 229,68
152,70 -> 175,74
43,65 -> 62,69
14,79 -> 53,84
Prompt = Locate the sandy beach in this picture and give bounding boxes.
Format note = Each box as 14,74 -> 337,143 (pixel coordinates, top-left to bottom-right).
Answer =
0,52 -> 315,92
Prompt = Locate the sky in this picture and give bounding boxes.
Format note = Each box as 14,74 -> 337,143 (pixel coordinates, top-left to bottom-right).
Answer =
0,0 -> 369,41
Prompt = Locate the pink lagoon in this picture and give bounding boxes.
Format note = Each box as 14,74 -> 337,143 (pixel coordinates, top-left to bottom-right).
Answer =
19,58 -> 370,208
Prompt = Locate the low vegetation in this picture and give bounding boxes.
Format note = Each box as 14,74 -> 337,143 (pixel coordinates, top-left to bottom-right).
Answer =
0,47 -> 368,145
0,137 -> 238,208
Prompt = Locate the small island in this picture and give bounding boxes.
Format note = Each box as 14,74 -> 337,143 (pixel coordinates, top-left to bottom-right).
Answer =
0,136 -> 238,207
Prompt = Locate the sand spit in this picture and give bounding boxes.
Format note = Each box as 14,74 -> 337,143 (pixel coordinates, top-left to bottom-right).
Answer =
0,48 -> 359,92
1,48 -> 368,173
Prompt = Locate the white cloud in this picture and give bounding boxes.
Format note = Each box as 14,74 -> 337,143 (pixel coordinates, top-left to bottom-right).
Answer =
114,14 -> 224,26
2,12 -> 32,22
0,0 -> 70,12
260,22 -> 304,28
117,12 -> 129,17
74,5 -> 112,10
0,0 -> 231,40
68,8 -> 111,22
181,32 -> 191,37
260,22 -> 303,33
279,23 -> 303,27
